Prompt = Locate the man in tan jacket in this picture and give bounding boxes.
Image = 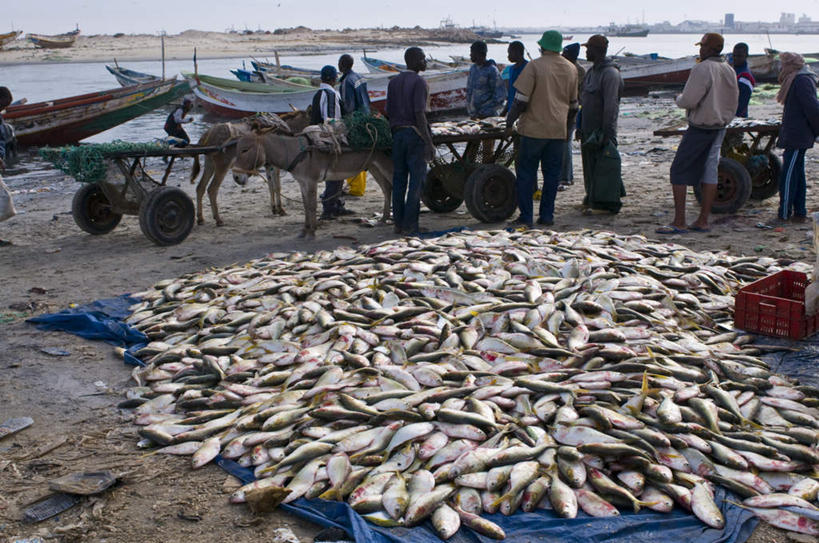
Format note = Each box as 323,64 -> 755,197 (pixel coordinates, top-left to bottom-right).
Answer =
657,33 -> 738,234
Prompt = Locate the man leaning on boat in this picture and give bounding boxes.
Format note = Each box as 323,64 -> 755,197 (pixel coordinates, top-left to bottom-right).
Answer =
0,86 -> 17,222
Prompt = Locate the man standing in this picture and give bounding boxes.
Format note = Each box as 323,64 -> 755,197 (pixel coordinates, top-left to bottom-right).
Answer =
164,97 -> 194,146
559,42 -> 585,189
504,41 -> 528,112
386,47 -> 434,235
658,33 -> 737,234
578,35 -> 624,213
730,43 -> 755,118
506,30 -> 578,227
338,54 -> 370,197
775,52 -> 819,222
311,65 -> 353,220
467,41 -> 506,119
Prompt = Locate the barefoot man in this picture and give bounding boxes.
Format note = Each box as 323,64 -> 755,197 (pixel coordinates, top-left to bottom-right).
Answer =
658,33 -> 737,235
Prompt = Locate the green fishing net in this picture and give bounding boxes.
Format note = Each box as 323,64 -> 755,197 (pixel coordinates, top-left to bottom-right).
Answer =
39,141 -> 169,184
342,111 -> 393,151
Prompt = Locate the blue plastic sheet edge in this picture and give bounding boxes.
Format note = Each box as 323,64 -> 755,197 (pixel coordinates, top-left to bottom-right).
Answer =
26,294 -> 148,366
215,456 -> 758,543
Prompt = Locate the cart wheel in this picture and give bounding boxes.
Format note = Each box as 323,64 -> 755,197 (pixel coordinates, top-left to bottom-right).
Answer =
138,186 -> 195,246
72,183 -> 122,235
464,164 -> 517,223
694,157 -> 751,214
749,152 -> 781,201
422,165 -> 463,213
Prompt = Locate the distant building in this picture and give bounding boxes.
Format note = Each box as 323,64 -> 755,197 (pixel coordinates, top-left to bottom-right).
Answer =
725,13 -> 735,28
780,13 -> 796,26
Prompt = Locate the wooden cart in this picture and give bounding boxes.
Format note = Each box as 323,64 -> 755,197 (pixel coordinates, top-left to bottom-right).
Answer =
423,131 -> 519,223
70,145 -> 222,246
653,120 -> 781,214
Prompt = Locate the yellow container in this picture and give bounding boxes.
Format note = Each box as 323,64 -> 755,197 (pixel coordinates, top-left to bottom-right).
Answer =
347,171 -> 367,197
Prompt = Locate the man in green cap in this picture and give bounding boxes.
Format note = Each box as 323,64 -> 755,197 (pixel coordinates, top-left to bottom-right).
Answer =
506,30 -> 578,226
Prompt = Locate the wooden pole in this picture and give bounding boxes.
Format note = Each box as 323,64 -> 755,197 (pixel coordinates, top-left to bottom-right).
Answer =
194,47 -> 198,76
161,33 -> 166,79
274,50 -> 280,70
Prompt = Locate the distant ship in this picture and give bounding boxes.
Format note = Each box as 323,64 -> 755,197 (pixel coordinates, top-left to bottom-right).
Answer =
607,24 -> 650,37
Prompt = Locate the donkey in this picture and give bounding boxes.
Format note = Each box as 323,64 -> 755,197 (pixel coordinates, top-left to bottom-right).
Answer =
231,132 -> 393,239
189,111 -> 310,226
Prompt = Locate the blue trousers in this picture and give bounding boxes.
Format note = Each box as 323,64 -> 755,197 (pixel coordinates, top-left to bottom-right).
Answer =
391,128 -> 427,232
515,136 -> 564,223
321,180 -> 343,214
560,127 -> 575,182
779,148 -> 807,220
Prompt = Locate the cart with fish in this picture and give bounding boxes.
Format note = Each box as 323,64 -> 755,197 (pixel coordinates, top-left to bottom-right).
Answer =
41,142 -> 225,246
425,117 -> 519,223
653,118 -> 782,214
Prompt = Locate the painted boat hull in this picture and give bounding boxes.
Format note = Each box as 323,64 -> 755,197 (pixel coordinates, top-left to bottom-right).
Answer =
6,79 -> 190,146
0,30 -> 22,48
186,70 -> 468,118
619,56 -> 698,88
27,32 -> 77,49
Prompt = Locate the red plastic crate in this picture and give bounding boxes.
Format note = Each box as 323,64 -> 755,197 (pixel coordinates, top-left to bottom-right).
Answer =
734,270 -> 818,340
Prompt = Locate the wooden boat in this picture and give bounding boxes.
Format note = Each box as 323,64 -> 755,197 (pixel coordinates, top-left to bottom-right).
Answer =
251,60 -> 321,78
0,30 -> 22,49
563,35 -> 574,41
27,30 -> 79,49
106,65 -> 160,87
185,69 -> 469,119
607,24 -> 649,38
182,71 -> 312,93
4,78 -> 190,146
617,55 -> 698,89
362,56 -> 405,73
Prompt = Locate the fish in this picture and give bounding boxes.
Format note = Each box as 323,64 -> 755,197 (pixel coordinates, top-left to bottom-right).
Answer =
120,229 -> 818,539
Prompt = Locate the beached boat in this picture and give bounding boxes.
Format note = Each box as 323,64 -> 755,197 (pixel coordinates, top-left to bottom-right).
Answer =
251,60 -> 321,79
0,30 -> 22,49
617,55 -> 698,89
27,29 -> 79,49
182,71 -> 312,93
362,56 -> 405,73
185,69 -> 469,118
106,65 -> 160,87
5,78 -> 190,146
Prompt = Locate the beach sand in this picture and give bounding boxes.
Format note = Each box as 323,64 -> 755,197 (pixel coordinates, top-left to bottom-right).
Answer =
0,91 -> 814,542
0,27 -> 482,65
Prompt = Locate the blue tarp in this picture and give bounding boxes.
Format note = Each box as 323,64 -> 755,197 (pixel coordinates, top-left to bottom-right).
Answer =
216,456 -> 757,543
27,294 -> 148,366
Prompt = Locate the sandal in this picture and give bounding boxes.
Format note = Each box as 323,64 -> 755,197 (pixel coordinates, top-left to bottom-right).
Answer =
655,225 -> 688,235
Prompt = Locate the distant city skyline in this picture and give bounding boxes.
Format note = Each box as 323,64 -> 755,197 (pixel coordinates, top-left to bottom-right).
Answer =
6,1 -> 819,35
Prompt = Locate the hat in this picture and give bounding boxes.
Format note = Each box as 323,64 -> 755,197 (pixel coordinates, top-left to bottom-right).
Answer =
582,34 -> 609,50
562,42 -> 581,62
320,65 -> 338,82
537,30 -> 563,53
696,33 -> 724,53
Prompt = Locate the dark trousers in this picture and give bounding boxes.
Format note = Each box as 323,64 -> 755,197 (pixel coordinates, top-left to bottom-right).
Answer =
322,180 -> 344,214
779,148 -> 807,220
515,136 -> 564,223
391,128 -> 427,232
560,127 -> 575,182
164,124 -> 190,146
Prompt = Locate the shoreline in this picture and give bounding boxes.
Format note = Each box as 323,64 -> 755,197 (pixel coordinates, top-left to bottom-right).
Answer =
0,28 -> 491,66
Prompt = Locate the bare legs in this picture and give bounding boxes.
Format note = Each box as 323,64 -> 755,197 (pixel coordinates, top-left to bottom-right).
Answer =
671,184 -> 714,230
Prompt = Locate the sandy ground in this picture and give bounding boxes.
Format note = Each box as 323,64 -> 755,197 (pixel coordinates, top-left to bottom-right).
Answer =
1,93 -> 816,542
0,28 -> 483,65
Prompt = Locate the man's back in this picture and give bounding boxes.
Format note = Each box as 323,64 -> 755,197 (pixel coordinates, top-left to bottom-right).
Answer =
386,71 -> 428,128
514,53 -> 577,139
676,58 -> 738,129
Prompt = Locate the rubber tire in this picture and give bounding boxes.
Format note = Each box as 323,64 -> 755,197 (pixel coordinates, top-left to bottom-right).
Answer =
693,157 -> 752,214
138,186 -> 195,246
71,183 -> 122,235
750,152 -> 781,201
463,164 -> 517,223
422,165 -> 463,213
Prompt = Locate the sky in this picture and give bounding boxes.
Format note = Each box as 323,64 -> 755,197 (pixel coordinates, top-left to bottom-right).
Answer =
6,1 -> 819,35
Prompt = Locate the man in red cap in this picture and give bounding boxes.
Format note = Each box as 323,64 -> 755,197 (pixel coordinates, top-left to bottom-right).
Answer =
578,34 -> 624,213
657,33 -> 737,234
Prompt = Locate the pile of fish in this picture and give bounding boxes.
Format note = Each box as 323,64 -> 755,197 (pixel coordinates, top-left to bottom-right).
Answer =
431,117 -> 506,138
121,230 -> 819,539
